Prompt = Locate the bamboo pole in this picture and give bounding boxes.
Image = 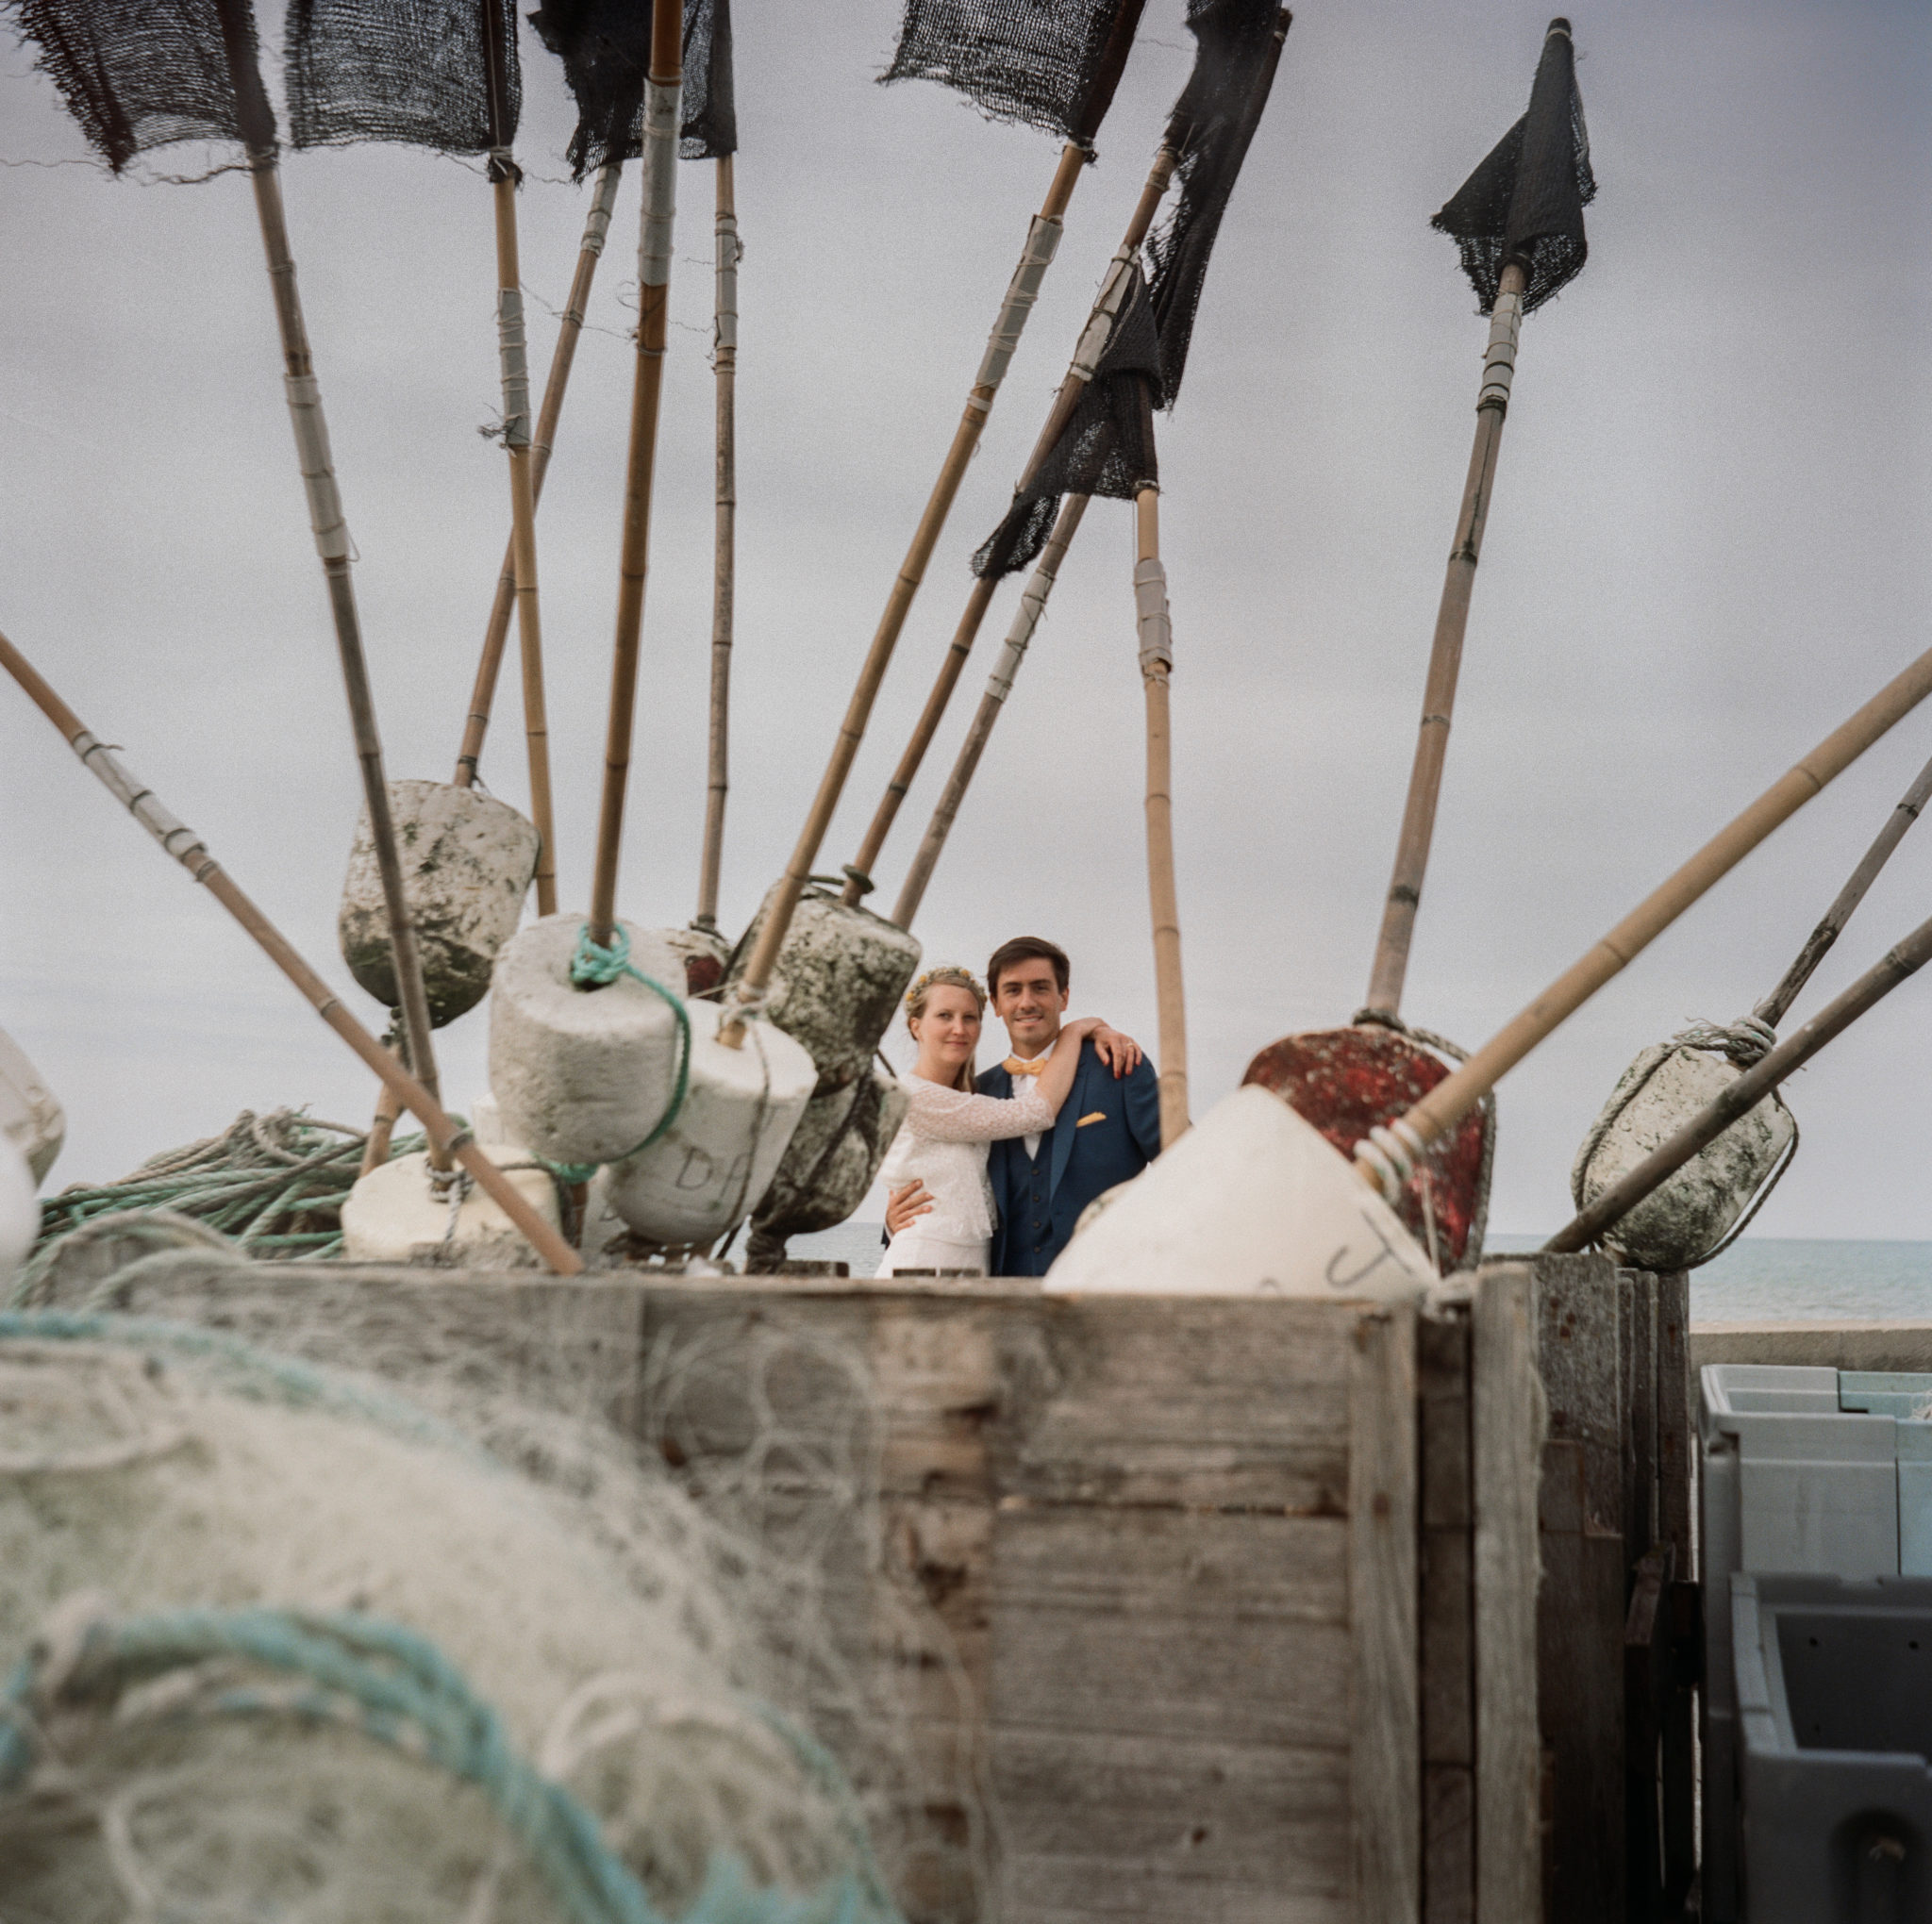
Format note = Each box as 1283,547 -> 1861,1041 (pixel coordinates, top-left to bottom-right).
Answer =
1754,748 -> 1932,1027
1547,909 -> 1932,1254
841,145 -> 1179,912
892,495 -> 1090,929
1350,639 -> 1932,1201
481,2 -> 558,918
0,629 -> 582,1275
1136,483 -> 1189,1145
456,160 -> 623,793
1362,258 -> 1529,1020
588,0 -> 684,949
720,141 -> 1088,1039
211,0 -> 446,1174
726,133 -> 1085,924
696,153 -> 738,930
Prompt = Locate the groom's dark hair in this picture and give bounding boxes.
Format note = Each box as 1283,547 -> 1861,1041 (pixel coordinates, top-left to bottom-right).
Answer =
987,937 -> 1070,998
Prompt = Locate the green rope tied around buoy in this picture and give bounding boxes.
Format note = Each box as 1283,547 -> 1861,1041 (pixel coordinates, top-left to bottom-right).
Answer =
549,926 -> 692,1184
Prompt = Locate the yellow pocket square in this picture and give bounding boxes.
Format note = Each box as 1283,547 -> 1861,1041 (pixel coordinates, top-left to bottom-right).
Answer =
1074,1111 -> 1108,1128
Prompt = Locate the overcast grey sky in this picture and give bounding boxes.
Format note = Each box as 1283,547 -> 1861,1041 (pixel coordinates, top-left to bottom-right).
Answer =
3,0 -> 1929,1238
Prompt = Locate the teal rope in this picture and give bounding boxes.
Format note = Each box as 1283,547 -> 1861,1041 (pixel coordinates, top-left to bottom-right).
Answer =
550,926 -> 693,1184
0,1607 -> 899,1924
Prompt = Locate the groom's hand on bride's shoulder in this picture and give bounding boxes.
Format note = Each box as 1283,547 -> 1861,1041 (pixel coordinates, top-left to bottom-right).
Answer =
1091,1023 -> 1144,1078
886,1181 -> 933,1236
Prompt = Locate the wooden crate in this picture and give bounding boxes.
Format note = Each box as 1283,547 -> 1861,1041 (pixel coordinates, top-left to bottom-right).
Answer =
80,1251 -> 1691,1921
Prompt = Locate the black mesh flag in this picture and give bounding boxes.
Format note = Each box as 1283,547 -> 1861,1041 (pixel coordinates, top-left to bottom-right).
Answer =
681,0 -> 734,159
8,0 -> 275,171
1144,0 -> 1288,404
881,0 -> 1147,149
531,0 -> 734,177
1432,18 -> 1594,314
974,268 -> 1162,578
286,0 -> 521,154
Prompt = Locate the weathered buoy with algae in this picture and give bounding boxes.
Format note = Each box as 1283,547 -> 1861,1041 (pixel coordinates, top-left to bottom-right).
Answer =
1571,1028 -> 1795,1271
339,780 -> 540,1025
600,1000 -> 816,1247
489,914 -> 688,1169
0,1027 -> 63,1186
1046,1084 -> 1438,1299
720,886 -> 920,1264
340,1146 -> 563,1267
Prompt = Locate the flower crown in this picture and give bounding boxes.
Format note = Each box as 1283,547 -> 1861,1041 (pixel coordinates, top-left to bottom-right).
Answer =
905,966 -> 986,1011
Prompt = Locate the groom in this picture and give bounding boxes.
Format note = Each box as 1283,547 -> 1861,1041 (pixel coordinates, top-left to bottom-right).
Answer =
888,936 -> 1162,1277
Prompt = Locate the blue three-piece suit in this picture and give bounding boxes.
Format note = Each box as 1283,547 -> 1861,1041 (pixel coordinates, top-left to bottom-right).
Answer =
978,1039 -> 1162,1278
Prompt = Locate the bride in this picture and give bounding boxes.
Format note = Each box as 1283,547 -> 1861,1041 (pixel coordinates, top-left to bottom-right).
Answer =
878,967 -> 1137,1277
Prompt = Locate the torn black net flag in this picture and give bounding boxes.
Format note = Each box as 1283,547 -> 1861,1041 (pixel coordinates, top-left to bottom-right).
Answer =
881,0 -> 1146,149
285,0 -> 520,154
973,268 -> 1162,579
1144,0 -> 1288,405
1431,17 -> 1594,314
534,0 -> 722,177
681,0 -> 734,158
8,0 -> 272,172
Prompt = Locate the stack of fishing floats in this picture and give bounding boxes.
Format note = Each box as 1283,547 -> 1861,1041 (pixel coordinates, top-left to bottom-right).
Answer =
721,887 -> 922,1253
487,915 -> 815,1253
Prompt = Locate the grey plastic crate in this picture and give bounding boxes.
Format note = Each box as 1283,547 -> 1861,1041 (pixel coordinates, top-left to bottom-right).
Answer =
1733,1572 -> 1932,1921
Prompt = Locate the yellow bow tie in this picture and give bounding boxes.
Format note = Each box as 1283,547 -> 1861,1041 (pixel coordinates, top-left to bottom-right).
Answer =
1004,1055 -> 1051,1077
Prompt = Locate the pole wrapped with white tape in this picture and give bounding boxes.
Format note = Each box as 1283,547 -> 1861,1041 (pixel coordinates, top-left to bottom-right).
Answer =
496,288 -> 532,447
1134,555 -> 1173,678
580,158 -> 621,259
974,213 -> 1063,397
639,78 -> 681,291
1476,287 -> 1522,415
283,373 -> 351,561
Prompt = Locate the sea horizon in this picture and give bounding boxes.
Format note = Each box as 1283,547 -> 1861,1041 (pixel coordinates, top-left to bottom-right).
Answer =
789,1227 -> 1932,1323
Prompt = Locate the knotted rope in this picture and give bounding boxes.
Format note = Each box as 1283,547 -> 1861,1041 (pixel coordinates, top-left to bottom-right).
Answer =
550,926 -> 694,1184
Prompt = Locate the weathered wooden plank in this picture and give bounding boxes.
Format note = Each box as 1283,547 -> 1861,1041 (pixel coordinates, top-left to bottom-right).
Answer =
1418,1311 -> 1474,1924
1655,1271 -> 1696,1911
1473,1262 -> 1542,1924
992,1297 -> 1356,1512
994,1727 -> 1348,1884
1003,1859 -> 1353,1924
1350,1302 -> 1419,1924
1621,1270 -> 1657,1565
1534,1253 -> 1622,1533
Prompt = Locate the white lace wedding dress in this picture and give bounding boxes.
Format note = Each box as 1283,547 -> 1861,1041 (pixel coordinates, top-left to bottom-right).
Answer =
877,1073 -> 1054,1276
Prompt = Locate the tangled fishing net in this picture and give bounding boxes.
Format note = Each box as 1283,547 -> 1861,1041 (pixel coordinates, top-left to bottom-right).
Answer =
15,1110 -> 391,1296
0,1281 -> 977,1921
881,0 -> 1145,149
7,0 -> 272,172
1431,18 -> 1594,314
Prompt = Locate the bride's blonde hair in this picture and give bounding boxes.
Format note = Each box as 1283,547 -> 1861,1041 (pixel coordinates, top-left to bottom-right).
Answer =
904,967 -> 986,1093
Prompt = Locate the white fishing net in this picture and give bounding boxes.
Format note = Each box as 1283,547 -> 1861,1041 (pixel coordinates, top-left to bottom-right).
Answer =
0,1285 -> 985,1924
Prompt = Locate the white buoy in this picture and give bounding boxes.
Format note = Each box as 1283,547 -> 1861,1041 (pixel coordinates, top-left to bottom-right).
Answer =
0,1027 -> 63,1186
340,1147 -> 561,1267
724,886 -> 922,1089
489,915 -> 687,1169
1045,1085 -> 1438,1300
1572,1040 -> 1795,1271
600,1003 -> 815,1247
340,780 -> 540,1025
0,1133 -> 37,1291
